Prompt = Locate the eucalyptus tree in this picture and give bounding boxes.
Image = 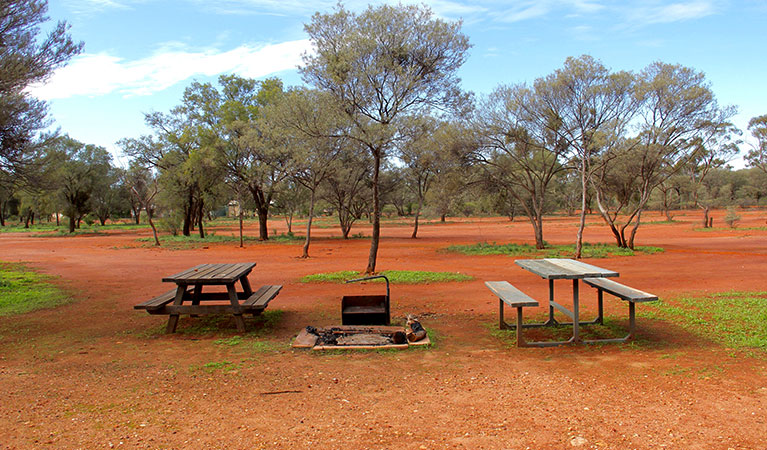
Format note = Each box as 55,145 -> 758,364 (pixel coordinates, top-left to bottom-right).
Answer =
267,88 -> 344,257
0,0 -> 82,176
45,136 -> 112,233
474,83 -> 570,249
592,62 -> 734,248
745,115 -> 767,174
533,55 -> 638,258
120,97 -> 224,238
192,75 -> 292,241
321,148 -> 372,239
685,114 -> 741,227
301,3 -> 471,273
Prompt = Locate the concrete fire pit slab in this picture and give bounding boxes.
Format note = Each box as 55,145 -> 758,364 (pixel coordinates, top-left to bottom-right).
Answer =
292,325 -> 430,350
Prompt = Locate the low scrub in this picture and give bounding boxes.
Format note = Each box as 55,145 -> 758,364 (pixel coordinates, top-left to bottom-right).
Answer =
446,242 -> 664,258
300,270 -> 473,284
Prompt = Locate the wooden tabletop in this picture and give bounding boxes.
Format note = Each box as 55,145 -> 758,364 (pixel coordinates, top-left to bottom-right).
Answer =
162,263 -> 256,284
515,258 -> 619,280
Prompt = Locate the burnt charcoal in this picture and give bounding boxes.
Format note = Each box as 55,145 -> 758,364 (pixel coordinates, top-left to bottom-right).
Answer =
306,326 -> 319,335
392,331 -> 407,344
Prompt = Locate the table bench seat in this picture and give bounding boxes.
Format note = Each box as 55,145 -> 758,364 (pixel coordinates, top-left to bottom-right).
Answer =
485,281 -> 540,347
242,285 -> 282,311
133,287 -> 190,312
583,278 -> 658,302
582,277 -> 657,342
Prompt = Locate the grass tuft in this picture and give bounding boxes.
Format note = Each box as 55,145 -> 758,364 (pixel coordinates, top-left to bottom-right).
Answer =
300,270 -> 473,284
0,262 -> 72,316
446,241 -> 664,258
641,291 -> 767,349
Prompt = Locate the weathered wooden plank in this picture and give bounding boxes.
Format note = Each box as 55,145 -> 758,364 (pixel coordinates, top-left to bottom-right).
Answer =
156,304 -> 267,315
514,259 -> 566,279
184,263 -> 228,281
242,285 -> 282,308
485,281 -> 539,307
583,278 -> 657,302
134,288 -> 186,310
545,259 -> 619,278
162,264 -> 206,282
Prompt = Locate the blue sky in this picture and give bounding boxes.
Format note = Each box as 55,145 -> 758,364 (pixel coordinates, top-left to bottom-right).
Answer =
33,0 -> 767,167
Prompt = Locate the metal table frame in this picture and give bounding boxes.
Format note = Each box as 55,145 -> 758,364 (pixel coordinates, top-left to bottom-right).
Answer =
513,258 -> 619,346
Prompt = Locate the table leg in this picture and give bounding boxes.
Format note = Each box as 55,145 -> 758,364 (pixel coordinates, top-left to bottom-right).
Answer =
240,276 -> 253,296
546,279 -> 557,326
166,285 -> 186,334
190,284 -> 202,318
227,283 -> 246,332
572,279 -> 580,342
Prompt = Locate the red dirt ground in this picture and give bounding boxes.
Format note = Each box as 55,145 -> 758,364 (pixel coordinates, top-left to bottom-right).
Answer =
1,209 -> 766,449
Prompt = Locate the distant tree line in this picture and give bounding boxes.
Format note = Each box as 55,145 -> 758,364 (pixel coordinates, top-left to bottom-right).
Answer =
2,2 -> 767,271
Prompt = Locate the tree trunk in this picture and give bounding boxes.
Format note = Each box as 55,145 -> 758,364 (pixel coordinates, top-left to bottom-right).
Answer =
702,206 -> 710,228
627,210 -> 642,250
411,200 -> 423,239
55,212 -> 59,226
148,215 -> 160,246
99,216 -> 107,226
284,214 -> 293,234
440,213 -> 446,222
365,151 -> 382,274
132,205 -> 141,224
239,210 -> 244,248
575,160 -> 588,259
302,190 -> 316,258
197,201 -> 205,239
24,212 -> 30,228
256,206 -> 269,240
30,211 -> 35,226
182,203 -> 192,236
535,212 -> 546,249
0,202 -> 4,226
69,214 -> 76,233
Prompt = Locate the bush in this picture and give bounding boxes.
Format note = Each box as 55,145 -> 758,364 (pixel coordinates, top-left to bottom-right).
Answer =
724,207 -> 741,228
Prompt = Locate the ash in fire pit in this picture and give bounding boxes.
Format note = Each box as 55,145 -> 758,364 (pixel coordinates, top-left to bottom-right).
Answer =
293,325 -> 427,350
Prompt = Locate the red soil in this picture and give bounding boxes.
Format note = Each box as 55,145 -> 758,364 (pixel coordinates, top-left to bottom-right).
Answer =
1,209 -> 766,449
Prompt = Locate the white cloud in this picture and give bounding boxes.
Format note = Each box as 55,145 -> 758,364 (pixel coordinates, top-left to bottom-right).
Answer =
28,39 -> 312,100
495,2 -> 552,22
628,1 -> 717,24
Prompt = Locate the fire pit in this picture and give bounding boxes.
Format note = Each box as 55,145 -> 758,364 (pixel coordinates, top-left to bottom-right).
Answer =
341,275 -> 390,325
292,325 -> 430,351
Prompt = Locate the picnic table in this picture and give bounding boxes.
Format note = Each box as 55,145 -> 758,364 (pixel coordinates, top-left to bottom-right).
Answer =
514,258 -> 619,346
134,262 -> 282,333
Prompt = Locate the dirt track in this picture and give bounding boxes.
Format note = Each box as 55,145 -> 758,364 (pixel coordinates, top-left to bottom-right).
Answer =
1,210 -> 766,449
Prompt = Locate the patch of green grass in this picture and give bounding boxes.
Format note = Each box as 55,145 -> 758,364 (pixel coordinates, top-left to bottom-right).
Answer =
300,270 -> 473,284
642,291 -> 767,350
135,232 -> 302,248
0,262 -> 72,316
0,223 -> 62,233
446,242 -> 664,258
692,226 -> 767,232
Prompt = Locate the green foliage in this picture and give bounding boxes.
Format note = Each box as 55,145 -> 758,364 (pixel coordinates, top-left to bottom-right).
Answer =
724,207 -> 741,228
642,291 -> 767,349
0,262 -> 72,316
300,270 -> 472,284
446,242 -> 664,258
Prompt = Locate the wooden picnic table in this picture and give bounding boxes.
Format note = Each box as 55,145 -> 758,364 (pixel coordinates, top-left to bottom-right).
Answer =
515,258 -> 619,345
134,262 -> 282,333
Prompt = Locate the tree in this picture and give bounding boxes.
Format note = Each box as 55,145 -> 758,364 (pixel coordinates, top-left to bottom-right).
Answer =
474,83 -> 569,248
269,88 -> 343,257
398,117 -> 462,238
46,136 -> 113,233
592,62 -> 732,248
745,115 -> 767,174
301,3 -> 471,273
686,114 -> 741,227
0,0 -> 82,176
322,148 -> 372,239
